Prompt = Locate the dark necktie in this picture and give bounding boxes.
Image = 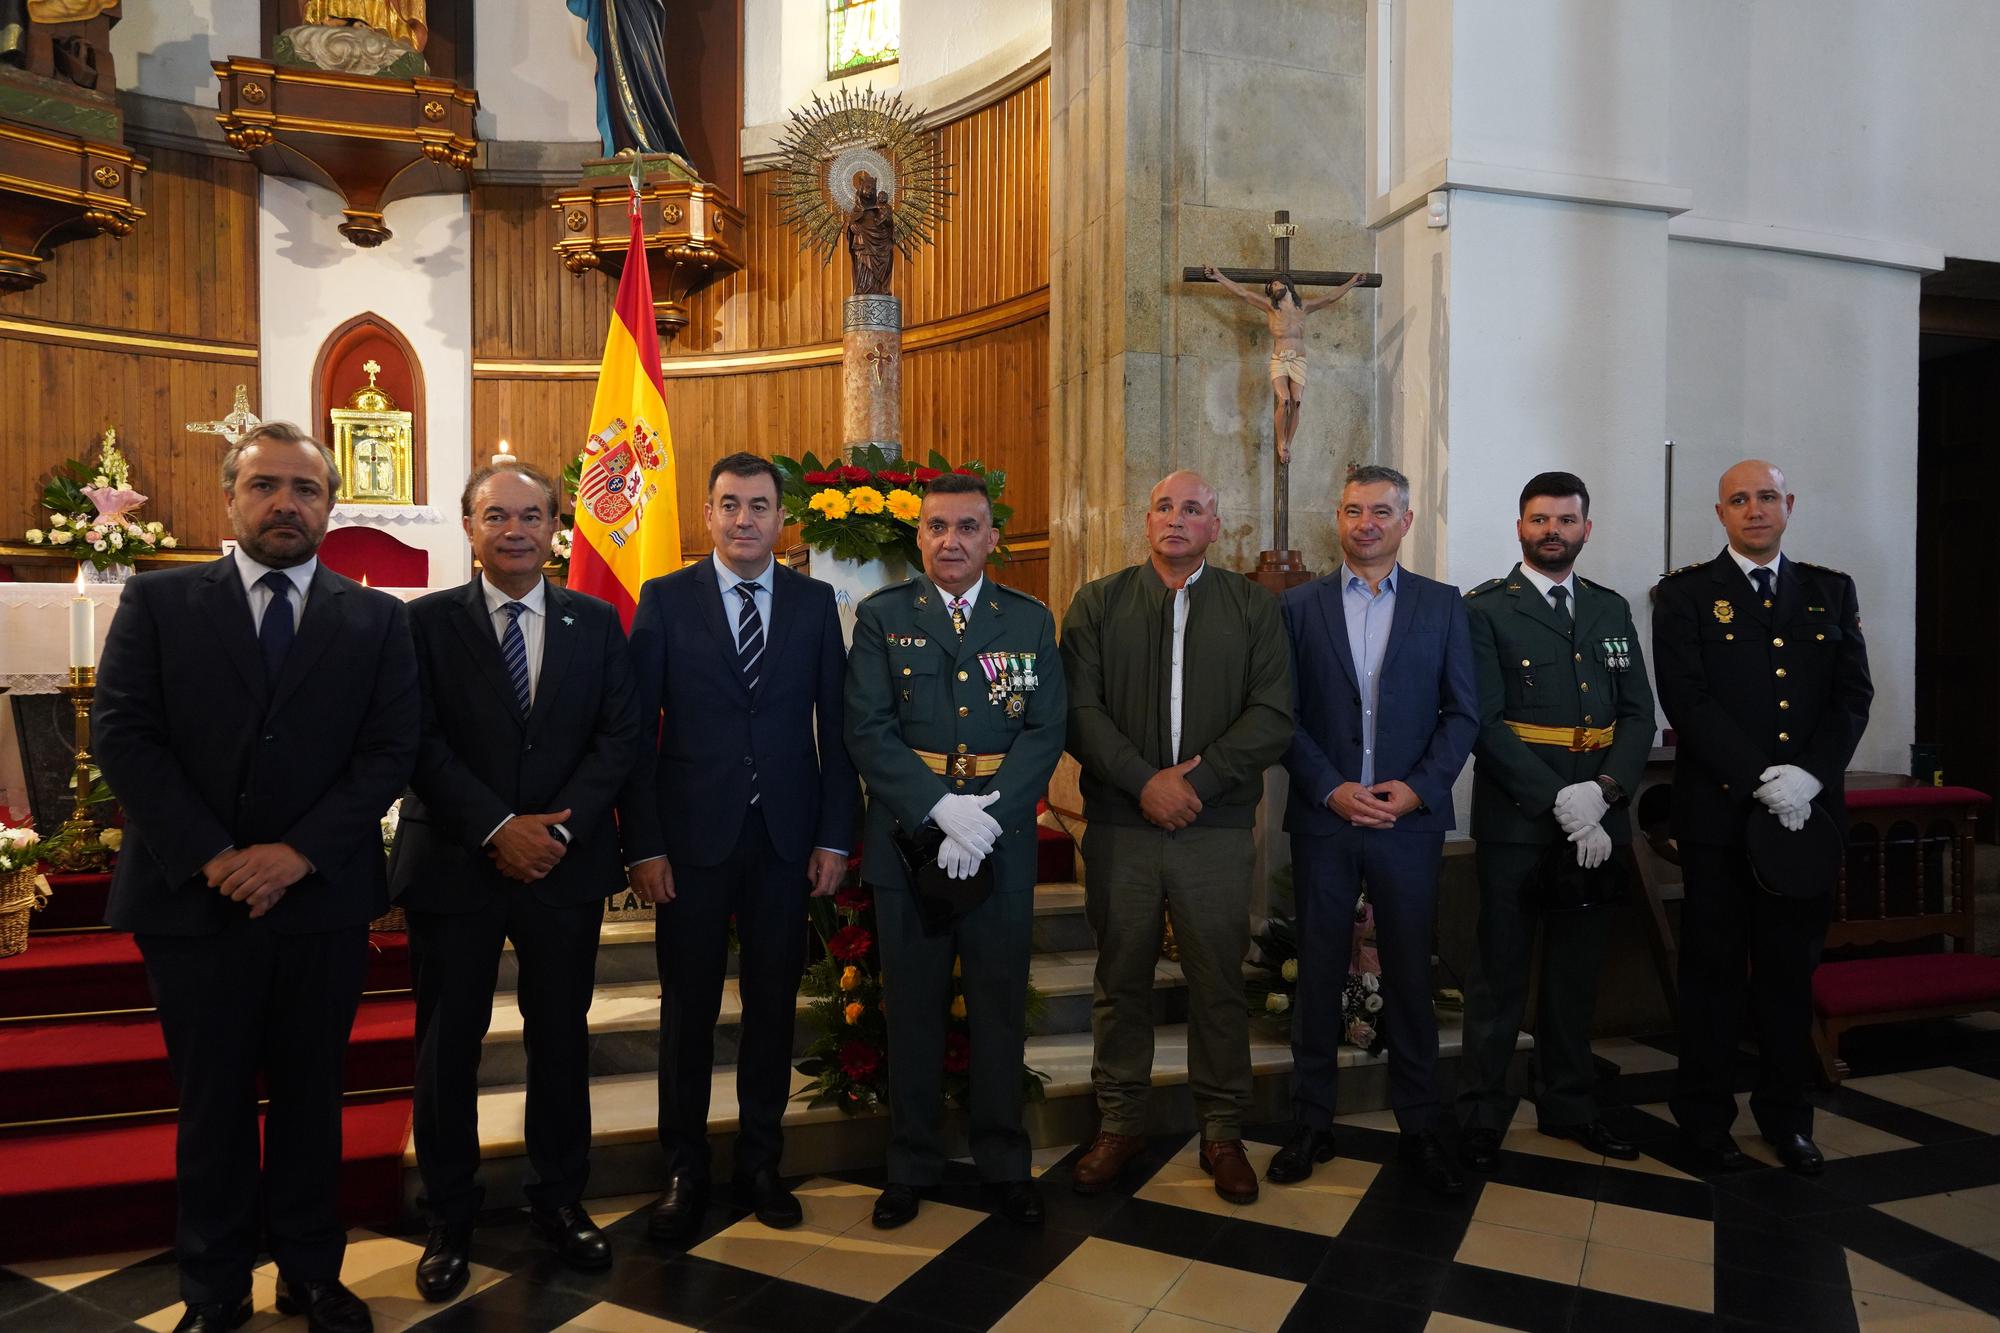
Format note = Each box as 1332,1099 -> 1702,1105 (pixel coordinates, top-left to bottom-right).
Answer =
1752,566 -> 1775,606
735,583 -> 764,803
500,602 -> 532,716
1549,583 -> 1572,624
258,571 -> 295,681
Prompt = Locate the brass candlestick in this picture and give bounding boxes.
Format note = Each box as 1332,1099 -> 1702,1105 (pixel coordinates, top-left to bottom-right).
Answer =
46,665 -> 109,873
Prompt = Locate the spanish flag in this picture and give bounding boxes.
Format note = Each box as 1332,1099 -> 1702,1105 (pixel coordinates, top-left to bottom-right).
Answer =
568,190 -> 681,626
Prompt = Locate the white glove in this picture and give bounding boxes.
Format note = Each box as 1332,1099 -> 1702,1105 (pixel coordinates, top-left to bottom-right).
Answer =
1755,765 -> 1822,820
1570,822 -> 1612,869
929,790 -> 1003,858
1552,781 -> 1609,836
937,834 -> 984,880
1776,803 -> 1809,833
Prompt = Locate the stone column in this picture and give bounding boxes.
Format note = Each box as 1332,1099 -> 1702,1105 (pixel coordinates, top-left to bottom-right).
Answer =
1049,0 -> 1372,614
843,294 -> 902,462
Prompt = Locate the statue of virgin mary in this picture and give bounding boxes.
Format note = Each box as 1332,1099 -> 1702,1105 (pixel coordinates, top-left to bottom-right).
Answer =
567,0 -> 692,163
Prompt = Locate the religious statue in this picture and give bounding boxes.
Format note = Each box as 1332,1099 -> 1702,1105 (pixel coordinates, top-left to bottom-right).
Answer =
300,0 -> 426,49
567,0 -> 691,162
845,170 -> 895,296
1202,264 -> 1362,465
281,0 -> 428,75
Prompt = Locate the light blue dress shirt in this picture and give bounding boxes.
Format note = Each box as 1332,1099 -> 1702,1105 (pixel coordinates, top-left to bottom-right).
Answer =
714,551 -> 775,639
1341,562 -> 1399,787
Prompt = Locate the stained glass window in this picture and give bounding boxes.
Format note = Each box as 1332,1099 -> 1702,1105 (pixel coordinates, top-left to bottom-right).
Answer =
828,0 -> 899,78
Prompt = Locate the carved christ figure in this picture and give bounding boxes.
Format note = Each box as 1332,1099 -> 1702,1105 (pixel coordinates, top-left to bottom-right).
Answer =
1202,265 -> 1362,464
846,170 -> 895,296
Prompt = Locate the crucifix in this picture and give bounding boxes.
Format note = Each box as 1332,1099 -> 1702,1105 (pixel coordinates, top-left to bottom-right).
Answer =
1186,210 -> 1381,587
183,384 -> 261,446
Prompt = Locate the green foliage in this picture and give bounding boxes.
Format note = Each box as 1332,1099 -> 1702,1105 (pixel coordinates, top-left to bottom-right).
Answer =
769,447 -> 1013,569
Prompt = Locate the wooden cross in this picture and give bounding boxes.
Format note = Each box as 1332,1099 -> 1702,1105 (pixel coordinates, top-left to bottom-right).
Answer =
1184,209 -> 1383,567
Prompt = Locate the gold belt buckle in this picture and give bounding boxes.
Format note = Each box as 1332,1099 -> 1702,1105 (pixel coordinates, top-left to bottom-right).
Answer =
948,753 -> 974,780
1571,726 -> 1591,752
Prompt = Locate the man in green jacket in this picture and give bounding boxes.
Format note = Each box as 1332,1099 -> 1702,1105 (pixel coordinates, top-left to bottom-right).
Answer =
1454,471 -> 1654,1171
845,471 -> 1068,1231
1059,471 -> 1294,1204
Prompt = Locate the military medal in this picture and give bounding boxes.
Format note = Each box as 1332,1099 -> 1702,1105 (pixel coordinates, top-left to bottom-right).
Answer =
1005,694 -> 1026,718
1712,601 -> 1735,624
1599,636 -> 1630,670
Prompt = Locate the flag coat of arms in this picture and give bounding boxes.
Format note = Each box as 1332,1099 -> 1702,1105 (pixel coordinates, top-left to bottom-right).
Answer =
567,193 -> 681,625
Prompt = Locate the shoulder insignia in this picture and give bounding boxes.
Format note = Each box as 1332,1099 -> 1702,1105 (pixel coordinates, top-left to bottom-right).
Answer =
1794,560 -> 1848,578
1659,562 -> 1704,581
993,582 -> 1047,608
857,577 -> 919,604
1576,574 -> 1626,600
1466,578 -> 1506,598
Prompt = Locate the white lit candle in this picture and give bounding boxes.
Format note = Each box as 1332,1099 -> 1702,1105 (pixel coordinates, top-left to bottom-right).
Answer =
69,566 -> 94,668
492,438 -> 514,467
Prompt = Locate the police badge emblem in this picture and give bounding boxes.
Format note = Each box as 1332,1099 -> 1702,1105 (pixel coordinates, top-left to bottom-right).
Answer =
1712,601 -> 1735,625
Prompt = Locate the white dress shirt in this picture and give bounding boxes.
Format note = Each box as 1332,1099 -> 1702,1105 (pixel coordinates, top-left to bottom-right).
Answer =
714,551 -> 775,642
1168,563 -> 1206,762
232,548 -> 315,634
1726,545 -> 1784,593
1518,564 -> 1578,621
940,575 -> 985,627
479,575 -> 557,847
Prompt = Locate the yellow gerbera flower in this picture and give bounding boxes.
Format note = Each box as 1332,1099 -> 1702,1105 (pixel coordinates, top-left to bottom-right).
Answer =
885,488 -> 921,522
848,486 -> 886,515
808,488 -> 851,521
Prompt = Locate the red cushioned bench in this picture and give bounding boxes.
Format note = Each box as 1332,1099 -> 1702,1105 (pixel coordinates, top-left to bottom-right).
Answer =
1811,785 -> 1994,1083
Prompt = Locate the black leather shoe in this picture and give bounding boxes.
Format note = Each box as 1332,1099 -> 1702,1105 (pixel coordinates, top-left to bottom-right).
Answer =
1458,1127 -> 1501,1172
986,1179 -> 1044,1226
1397,1130 -> 1465,1198
1265,1126 -> 1338,1184
1679,1131 -> 1750,1172
415,1220 -> 473,1303
530,1202 -> 611,1271
1541,1120 -> 1640,1161
1766,1132 -> 1825,1177
873,1182 -> 921,1229
733,1167 -> 804,1229
172,1299 -> 252,1333
275,1278 -> 372,1333
648,1172 -> 711,1245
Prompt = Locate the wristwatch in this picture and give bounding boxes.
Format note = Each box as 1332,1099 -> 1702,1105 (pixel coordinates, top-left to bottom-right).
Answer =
1594,775 -> 1627,807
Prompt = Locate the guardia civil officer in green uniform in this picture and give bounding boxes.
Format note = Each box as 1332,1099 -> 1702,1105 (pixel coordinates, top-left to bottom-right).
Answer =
844,470 -> 1067,1230
1454,472 -> 1654,1172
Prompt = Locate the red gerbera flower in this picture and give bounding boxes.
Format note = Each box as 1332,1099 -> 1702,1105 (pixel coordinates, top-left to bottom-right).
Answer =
877,470 -> 913,484
838,465 -> 870,483
943,1031 -> 970,1074
803,470 -> 837,484
834,882 -> 872,911
953,465 -> 979,476
828,924 -> 875,962
839,1039 -> 883,1080
913,467 -> 942,482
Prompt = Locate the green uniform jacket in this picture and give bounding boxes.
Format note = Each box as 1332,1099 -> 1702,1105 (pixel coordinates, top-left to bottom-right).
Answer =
844,575 -> 1068,895
1464,564 -> 1654,845
1060,562 -> 1293,830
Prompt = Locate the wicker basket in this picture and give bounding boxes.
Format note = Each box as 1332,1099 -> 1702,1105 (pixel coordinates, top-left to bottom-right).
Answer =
0,868 -> 48,960
369,904 -> 407,932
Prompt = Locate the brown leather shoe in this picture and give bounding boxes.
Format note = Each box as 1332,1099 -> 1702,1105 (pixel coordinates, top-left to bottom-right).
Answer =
1200,1137 -> 1259,1204
1072,1131 -> 1147,1194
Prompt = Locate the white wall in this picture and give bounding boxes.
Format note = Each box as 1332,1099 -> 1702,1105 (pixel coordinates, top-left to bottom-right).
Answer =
1664,240 -> 1919,774
112,0 -> 258,107
258,179 -> 475,586
473,0 -> 600,144
742,0 -> 1049,128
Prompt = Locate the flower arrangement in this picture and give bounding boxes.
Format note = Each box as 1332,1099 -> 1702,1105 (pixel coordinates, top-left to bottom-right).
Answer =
0,821 -> 41,875
772,446 -> 1011,565
381,798 -> 402,854
22,430 -> 179,572
796,866 -> 1048,1114
1245,868 -> 1388,1054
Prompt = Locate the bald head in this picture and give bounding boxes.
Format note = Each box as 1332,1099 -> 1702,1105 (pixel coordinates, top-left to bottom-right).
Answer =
1146,470 -> 1222,577
1716,458 -> 1794,560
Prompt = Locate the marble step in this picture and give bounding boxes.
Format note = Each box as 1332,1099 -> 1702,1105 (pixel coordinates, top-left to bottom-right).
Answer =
474,945 -> 1188,1087
409,1015 -> 1501,1214
494,883 -> 1095,992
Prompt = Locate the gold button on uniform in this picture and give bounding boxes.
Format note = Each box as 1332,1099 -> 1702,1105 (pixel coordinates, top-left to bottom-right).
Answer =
1580,682 -> 1590,692
1779,700 -> 1790,710
901,666 -> 912,676
1816,633 -> 1826,641
1574,653 -> 1582,662
1520,658 -> 1531,666
954,779 -> 966,789
956,743 -> 968,754
1583,715 -> 1594,724
1778,731 -> 1790,742
1773,637 -> 1785,647
1776,668 -> 1788,678
957,706 -> 969,717
957,670 -> 968,681
1725,633 -> 1735,641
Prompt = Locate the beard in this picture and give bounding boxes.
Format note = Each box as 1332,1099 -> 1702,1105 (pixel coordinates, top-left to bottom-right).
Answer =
1520,531 -> 1583,574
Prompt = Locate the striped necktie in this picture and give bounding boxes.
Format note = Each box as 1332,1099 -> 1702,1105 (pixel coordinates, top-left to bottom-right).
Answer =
735,583 -> 764,803
500,602 -> 532,716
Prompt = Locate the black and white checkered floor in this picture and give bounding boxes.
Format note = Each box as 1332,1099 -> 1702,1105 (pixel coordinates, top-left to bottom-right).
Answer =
8,1026 -> 2000,1332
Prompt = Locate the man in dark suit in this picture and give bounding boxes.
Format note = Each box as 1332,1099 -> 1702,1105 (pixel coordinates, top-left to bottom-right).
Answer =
625,453 -> 858,1240
96,422 -> 418,1333
1274,464 -> 1478,1197
390,463 -> 639,1298
1653,459 -> 1872,1175
845,472 -> 1067,1230
1454,472 -> 1654,1172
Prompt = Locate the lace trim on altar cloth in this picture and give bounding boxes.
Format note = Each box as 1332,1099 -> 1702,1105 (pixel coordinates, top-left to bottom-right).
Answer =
332,504 -> 446,526
0,674 -> 76,696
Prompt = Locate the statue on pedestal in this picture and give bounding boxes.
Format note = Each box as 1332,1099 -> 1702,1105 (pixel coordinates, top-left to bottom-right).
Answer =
566,0 -> 690,160
845,169 -> 894,296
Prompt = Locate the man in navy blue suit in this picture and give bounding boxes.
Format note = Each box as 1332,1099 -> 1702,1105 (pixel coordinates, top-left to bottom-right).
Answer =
624,453 -> 859,1240
1271,465 -> 1478,1197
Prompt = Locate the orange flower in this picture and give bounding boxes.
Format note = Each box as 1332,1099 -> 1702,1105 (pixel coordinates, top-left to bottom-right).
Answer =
844,1001 -> 865,1025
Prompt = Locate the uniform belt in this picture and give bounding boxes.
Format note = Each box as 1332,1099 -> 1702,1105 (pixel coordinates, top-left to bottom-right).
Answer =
1505,720 -> 1616,752
912,749 -> 1006,779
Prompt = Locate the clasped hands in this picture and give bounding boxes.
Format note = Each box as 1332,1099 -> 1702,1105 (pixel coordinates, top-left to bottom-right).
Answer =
1754,764 -> 1822,832
931,790 -> 1003,881
488,809 -> 572,883
1327,779 -> 1422,829
1552,781 -> 1613,869
202,843 -> 310,919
